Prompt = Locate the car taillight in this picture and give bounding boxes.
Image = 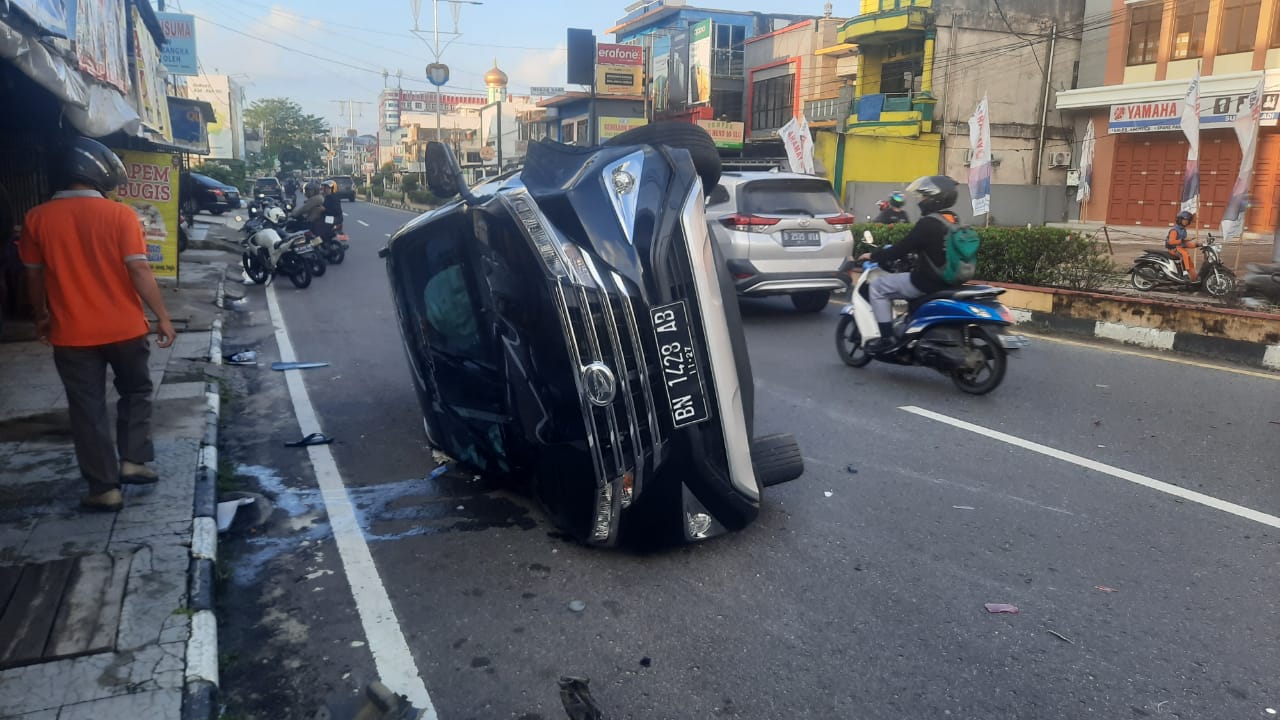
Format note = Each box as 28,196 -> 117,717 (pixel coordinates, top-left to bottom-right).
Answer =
720,214 -> 780,232
825,214 -> 856,230
212,189 -> 224,197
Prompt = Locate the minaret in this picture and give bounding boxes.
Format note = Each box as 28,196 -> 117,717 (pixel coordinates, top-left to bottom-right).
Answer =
485,59 -> 509,103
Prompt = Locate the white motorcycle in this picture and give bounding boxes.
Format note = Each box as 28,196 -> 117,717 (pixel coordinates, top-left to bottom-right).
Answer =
237,207 -> 313,289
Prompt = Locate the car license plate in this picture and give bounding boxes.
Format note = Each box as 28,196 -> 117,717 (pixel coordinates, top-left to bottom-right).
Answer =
650,301 -> 710,428
782,230 -> 820,247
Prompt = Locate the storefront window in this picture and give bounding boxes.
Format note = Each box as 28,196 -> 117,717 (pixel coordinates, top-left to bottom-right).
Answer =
1126,3 -> 1162,65
712,24 -> 746,78
711,89 -> 743,122
1172,0 -> 1210,59
1219,0 -> 1261,55
751,74 -> 794,132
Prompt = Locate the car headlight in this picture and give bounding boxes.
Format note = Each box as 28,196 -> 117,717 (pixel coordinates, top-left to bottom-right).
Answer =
502,190 -> 596,287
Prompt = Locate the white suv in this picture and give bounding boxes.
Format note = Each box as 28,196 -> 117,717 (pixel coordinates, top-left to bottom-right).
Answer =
705,172 -> 855,312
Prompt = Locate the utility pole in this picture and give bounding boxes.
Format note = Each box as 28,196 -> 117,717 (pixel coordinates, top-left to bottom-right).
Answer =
332,99 -> 371,173
410,0 -> 483,141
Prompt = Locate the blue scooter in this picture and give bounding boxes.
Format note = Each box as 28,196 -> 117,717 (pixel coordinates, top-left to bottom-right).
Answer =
834,235 -> 1026,394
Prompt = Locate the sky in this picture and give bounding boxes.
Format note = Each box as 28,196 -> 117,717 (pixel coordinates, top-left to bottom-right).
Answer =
177,0 -> 838,135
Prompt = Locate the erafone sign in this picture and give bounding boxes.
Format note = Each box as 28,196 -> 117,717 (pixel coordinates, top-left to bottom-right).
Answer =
597,43 -> 642,66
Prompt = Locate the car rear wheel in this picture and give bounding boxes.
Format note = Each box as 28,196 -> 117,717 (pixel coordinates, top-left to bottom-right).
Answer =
751,433 -> 804,487
791,290 -> 831,313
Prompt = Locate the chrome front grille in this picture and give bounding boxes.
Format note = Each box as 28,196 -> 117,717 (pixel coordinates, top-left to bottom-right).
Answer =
550,273 -> 665,500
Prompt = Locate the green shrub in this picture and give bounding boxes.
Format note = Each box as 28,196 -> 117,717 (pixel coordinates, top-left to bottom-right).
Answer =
407,189 -> 440,206
850,222 -> 1114,291
371,184 -> 385,199
402,176 -> 420,193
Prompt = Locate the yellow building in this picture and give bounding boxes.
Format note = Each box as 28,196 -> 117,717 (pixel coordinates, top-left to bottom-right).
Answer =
816,0 -> 1085,204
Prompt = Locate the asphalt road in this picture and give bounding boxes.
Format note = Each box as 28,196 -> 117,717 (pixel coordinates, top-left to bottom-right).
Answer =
215,199 -> 1280,720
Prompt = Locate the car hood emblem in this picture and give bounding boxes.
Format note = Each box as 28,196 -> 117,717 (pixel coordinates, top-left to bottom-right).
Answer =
583,362 -> 617,407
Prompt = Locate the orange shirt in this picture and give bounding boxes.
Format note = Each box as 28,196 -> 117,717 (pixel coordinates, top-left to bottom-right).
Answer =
19,192 -> 150,347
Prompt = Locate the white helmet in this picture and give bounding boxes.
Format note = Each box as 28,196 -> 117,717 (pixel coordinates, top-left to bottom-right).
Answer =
264,206 -> 286,224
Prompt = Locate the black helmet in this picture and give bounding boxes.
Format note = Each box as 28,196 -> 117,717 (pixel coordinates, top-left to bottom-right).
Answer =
889,191 -> 905,208
1176,210 -> 1194,223
906,175 -> 959,215
304,181 -> 321,197
65,136 -> 126,193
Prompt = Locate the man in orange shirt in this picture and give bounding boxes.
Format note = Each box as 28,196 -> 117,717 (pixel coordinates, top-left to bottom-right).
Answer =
20,137 -> 177,512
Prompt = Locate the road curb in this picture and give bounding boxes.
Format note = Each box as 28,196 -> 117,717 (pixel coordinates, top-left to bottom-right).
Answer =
182,289 -> 224,720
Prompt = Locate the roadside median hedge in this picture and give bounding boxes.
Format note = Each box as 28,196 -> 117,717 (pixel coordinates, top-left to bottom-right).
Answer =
852,223 -> 1114,291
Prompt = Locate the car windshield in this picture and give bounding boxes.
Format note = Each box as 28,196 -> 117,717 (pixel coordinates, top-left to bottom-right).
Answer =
740,179 -> 843,216
255,179 -> 278,188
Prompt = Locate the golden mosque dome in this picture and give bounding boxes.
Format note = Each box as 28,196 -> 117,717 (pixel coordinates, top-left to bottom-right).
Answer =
484,60 -> 508,87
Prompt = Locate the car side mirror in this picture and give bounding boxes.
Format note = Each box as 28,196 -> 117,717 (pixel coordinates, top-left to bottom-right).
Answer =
425,141 -> 477,204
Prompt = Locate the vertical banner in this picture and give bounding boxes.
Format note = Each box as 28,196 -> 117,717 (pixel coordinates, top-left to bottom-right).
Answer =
115,150 -> 180,279
1076,118 -> 1095,204
71,0 -> 129,92
1221,78 -> 1263,242
779,115 -> 814,174
689,19 -> 712,105
1179,67 -> 1201,215
968,94 -> 992,216
156,12 -> 198,76
131,8 -> 172,141
669,26 -> 689,111
651,34 -> 670,113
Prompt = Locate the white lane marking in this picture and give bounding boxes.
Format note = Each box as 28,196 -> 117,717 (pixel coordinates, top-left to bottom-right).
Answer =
900,405 -> 1280,530
1020,331 -> 1280,380
266,284 -> 436,715
357,219 -> 370,227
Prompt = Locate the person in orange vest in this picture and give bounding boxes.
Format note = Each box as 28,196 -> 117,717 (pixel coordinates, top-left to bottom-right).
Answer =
1167,210 -> 1197,282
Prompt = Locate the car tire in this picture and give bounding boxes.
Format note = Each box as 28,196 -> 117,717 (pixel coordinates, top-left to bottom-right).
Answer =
751,433 -> 804,487
210,209 -> 225,216
790,290 -> 831,313
603,121 -> 721,196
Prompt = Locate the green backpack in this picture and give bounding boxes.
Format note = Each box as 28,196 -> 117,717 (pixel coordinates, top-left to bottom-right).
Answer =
928,212 -> 980,284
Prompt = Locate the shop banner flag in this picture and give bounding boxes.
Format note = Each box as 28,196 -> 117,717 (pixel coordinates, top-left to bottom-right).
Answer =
779,115 -> 814,174
1076,118 -> 1095,204
1179,68 -> 1201,214
1221,78 -> 1264,242
968,94 -> 992,216
115,150 -> 179,279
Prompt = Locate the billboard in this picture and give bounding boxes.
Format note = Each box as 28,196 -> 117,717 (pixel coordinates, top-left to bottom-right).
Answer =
187,75 -> 245,160
696,120 -> 744,149
596,43 -> 643,96
599,116 -> 647,141
689,19 -> 712,105
115,150 -> 180,280
156,12 -> 198,76
1109,73 -> 1280,134
651,34 -> 670,113
9,0 -> 70,36
668,27 -> 689,111
167,97 -> 210,154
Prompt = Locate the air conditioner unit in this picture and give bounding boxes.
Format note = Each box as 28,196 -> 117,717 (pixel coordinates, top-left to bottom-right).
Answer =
1049,151 -> 1071,168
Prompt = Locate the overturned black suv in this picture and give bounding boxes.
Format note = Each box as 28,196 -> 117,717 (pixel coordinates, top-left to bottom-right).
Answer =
380,124 -> 803,546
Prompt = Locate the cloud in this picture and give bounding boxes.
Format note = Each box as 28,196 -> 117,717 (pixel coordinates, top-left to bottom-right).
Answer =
511,46 -> 568,91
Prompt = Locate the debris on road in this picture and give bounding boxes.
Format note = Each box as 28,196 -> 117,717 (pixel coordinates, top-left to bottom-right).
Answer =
1264,707 -> 1275,715
846,465 -> 858,474
431,450 -> 453,465
1095,585 -> 1118,593
1095,384 -> 1109,388
639,656 -> 652,667
984,603 -> 1020,614
216,497 -> 256,532
1046,630 -> 1073,644
568,600 -> 587,613
824,491 -> 833,498
225,350 -> 258,365
285,432 -> 334,447
953,505 -> 976,510
428,465 -> 448,480
558,676 -> 604,720
271,361 -> 330,371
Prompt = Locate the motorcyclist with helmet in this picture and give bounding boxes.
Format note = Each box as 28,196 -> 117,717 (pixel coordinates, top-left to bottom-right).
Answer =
290,181 -> 326,230
1167,210 -> 1197,282
873,192 -> 910,225
856,175 -> 963,353
321,180 -> 344,238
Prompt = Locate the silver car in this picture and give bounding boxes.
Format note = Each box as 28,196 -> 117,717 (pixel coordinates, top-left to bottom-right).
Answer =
705,172 -> 855,312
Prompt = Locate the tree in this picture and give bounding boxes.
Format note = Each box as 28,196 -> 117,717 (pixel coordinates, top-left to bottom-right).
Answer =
243,98 -> 330,173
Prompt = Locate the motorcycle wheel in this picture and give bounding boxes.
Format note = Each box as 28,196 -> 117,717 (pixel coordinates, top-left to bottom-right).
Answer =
327,244 -> 346,265
309,254 -> 327,277
1131,265 -> 1159,291
951,327 -> 1007,395
288,264 -> 312,289
1202,266 -> 1235,297
242,253 -> 270,284
834,315 -> 872,368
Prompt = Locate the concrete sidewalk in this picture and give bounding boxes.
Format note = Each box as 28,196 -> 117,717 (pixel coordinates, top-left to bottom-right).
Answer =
0,253 -> 231,719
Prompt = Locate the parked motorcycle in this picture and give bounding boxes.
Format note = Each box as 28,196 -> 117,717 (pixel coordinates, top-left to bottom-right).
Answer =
318,218 -> 348,265
1240,261 -> 1280,308
834,232 -> 1026,394
1129,233 -> 1235,297
237,209 -> 313,289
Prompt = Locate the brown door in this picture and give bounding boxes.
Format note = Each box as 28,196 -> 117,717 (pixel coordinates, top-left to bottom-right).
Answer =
1248,131 -> 1280,233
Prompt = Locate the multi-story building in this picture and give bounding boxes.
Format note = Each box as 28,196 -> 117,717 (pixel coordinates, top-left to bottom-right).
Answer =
743,14 -> 851,144
1057,0 -> 1280,233
609,0 -> 816,124
815,0 -> 1084,200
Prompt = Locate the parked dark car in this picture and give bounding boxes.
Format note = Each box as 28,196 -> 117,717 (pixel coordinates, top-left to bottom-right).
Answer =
380,125 -> 804,547
181,172 -> 241,215
253,177 -> 284,202
326,175 -> 356,201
